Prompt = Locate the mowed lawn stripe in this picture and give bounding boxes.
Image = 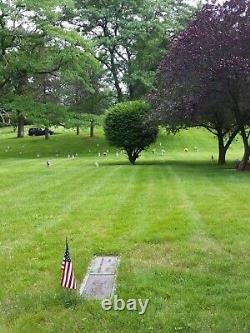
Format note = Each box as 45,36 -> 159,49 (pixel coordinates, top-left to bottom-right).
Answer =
0,164 -> 123,301
0,128 -> 250,333
0,163 -> 122,249
61,164 -> 141,250
0,160 -> 93,199
0,164 -> 99,245
119,165 -> 190,243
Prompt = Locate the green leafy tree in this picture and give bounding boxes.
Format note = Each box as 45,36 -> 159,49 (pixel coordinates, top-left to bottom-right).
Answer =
151,0 -> 250,167
60,75 -> 113,136
5,94 -> 68,132
104,100 -> 158,164
0,0 -> 99,137
68,0 -> 195,101
67,113 -> 105,137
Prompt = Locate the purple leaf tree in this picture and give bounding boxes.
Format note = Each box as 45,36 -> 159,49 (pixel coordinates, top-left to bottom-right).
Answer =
151,0 -> 250,168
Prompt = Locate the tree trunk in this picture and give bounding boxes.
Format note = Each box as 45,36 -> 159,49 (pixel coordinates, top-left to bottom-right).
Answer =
239,129 -> 250,171
126,49 -> 134,100
17,113 -> 24,138
16,73 -> 27,138
239,130 -> 250,170
90,120 -> 94,137
240,145 -> 250,170
129,84 -> 135,100
127,149 -> 139,165
218,147 -> 226,165
217,133 -> 226,165
229,89 -> 249,170
128,154 -> 136,165
209,126 -> 238,165
76,126 -> 80,135
44,127 -> 49,140
110,49 -> 123,102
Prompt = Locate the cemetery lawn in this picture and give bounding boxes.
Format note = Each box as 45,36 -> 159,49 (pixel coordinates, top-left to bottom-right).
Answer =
0,127 -> 249,333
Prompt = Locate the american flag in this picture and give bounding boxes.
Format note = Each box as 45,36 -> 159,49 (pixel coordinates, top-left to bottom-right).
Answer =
61,239 -> 77,289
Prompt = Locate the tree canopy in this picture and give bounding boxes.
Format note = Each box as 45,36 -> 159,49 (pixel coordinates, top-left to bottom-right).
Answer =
104,100 -> 158,164
151,0 -> 250,167
66,0 -> 196,102
0,0 -> 197,139
0,0 -> 99,137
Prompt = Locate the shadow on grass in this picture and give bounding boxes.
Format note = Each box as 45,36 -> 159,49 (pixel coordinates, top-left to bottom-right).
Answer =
97,159 -> 249,181
7,132 -> 63,140
100,159 -> 235,169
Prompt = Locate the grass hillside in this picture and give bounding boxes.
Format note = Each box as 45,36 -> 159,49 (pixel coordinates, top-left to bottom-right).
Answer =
0,127 -> 249,333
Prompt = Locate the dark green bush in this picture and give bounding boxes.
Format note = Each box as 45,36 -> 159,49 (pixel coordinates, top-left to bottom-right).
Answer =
104,100 -> 158,164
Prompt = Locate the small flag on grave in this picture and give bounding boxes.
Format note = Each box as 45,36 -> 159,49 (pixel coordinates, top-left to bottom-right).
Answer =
61,238 -> 77,289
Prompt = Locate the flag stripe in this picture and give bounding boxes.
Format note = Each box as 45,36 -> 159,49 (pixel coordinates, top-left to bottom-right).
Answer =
65,263 -> 71,287
61,241 -> 76,289
62,261 -> 69,286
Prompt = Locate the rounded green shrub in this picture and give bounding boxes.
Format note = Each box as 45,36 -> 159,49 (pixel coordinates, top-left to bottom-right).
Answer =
104,100 -> 158,164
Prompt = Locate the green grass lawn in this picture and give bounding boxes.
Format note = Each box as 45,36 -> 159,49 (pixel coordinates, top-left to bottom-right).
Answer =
0,127 -> 249,333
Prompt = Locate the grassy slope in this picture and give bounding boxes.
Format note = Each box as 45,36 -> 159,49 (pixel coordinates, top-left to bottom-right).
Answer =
0,127 -> 249,333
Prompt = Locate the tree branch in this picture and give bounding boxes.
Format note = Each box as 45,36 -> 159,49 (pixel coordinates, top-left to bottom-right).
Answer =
224,127 -> 240,150
36,59 -> 66,75
198,123 -> 218,136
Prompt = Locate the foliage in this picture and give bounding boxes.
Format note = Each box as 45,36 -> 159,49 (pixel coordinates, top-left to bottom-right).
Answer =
104,100 -> 158,164
0,0 -> 99,135
152,0 -> 250,167
9,95 -> 68,125
0,0 -> 196,136
66,113 -> 105,132
68,0 -> 196,101
60,75 -> 113,129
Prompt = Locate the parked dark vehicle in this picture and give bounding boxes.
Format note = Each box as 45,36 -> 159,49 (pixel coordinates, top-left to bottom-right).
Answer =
28,128 -> 54,136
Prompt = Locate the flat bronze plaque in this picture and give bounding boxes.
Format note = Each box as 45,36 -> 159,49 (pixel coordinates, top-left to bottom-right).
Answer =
80,256 -> 119,299
89,256 -> 118,275
80,274 -> 115,299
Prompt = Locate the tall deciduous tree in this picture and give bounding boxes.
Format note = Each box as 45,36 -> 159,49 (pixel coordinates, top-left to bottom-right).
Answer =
67,0 -> 195,101
152,0 -> 250,167
0,0 -> 99,137
61,76 -> 113,136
